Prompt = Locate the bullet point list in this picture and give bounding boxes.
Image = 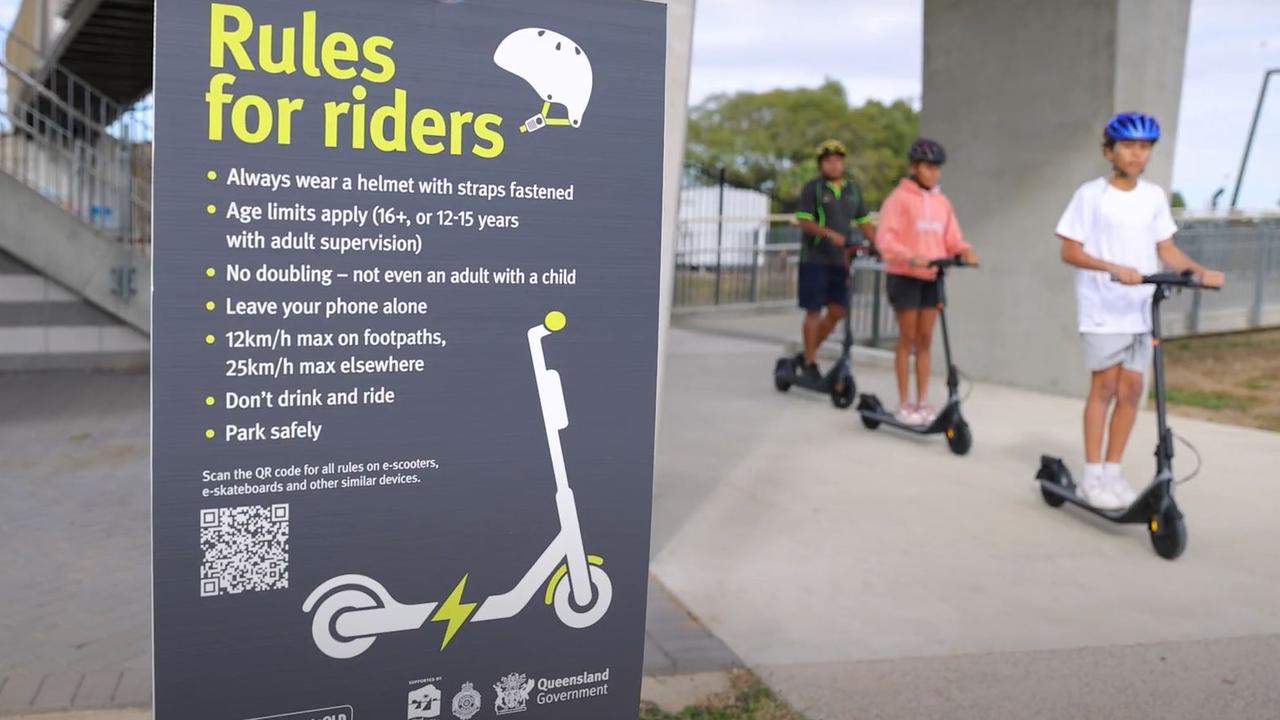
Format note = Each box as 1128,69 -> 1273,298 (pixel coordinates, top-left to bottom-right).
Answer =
204,429 -> 215,439
205,267 -> 216,278
205,334 -> 216,345
205,396 -> 216,407
206,170 -> 217,180
206,204 -> 216,214
205,301 -> 216,311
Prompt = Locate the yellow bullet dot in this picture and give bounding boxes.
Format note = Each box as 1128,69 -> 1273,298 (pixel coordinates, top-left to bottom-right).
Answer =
544,310 -> 566,332
205,429 -> 215,439
205,301 -> 215,311
205,396 -> 216,407
205,334 -> 215,345
206,204 -> 216,214
205,267 -> 216,278
206,170 -> 217,181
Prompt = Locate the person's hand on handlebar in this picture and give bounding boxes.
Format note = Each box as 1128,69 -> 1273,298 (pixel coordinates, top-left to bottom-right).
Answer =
1198,269 -> 1225,289
960,248 -> 980,267
1110,265 -> 1143,285
909,255 -> 930,268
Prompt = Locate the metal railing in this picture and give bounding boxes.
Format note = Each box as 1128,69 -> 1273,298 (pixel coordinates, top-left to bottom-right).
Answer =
0,24 -> 151,245
675,196 -> 1280,342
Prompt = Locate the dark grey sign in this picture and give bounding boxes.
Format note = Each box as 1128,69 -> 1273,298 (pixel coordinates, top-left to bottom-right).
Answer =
152,2 -> 665,718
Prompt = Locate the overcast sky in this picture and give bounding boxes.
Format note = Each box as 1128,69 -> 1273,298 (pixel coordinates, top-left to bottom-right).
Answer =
690,0 -> 1280,211
0,0 -> 1274,209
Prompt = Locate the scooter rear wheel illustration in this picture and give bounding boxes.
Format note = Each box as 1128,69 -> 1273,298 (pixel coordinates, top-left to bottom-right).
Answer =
309,587 -> 382,660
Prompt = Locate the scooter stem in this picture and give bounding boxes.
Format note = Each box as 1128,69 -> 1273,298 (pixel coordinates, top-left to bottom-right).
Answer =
528,315 -> 592,606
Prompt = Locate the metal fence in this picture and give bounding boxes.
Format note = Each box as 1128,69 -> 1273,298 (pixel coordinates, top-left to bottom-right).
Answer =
0,25 -> 152,245
675,167 -> 1280,340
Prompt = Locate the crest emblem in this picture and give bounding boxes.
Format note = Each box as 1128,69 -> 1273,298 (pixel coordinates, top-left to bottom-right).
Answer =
493,673 -> 535,715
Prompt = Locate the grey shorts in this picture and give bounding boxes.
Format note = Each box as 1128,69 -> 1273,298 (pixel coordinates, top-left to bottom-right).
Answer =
1081,333 -> 1152,372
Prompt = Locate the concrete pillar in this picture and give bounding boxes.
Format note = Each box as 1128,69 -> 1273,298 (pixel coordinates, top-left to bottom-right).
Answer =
921,0 -> 1190,395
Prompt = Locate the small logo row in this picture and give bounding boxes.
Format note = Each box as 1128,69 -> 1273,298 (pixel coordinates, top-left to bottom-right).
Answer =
409,668 -> 609,720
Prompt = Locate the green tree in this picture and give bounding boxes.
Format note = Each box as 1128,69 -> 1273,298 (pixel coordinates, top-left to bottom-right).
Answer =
1170,191 -> 1186,209
684,80 -> 918,211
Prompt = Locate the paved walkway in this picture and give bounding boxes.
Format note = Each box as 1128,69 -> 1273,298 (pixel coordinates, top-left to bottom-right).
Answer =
0,372 -> 736,715
652,314 -> 1280,720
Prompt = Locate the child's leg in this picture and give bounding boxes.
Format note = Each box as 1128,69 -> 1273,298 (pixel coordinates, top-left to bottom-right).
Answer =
802,310 -> 822,364
914,308 -> 938,404
815,302 -> 846,346
1084,365 -> 1121,464
894,309 -> 919,406
1105,368 -> 1144,462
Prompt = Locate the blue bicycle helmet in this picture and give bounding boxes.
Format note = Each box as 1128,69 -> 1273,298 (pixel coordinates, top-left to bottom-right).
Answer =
1104,112 -> 1161,142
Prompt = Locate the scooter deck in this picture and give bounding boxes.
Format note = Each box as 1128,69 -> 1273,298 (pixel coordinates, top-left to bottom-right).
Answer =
775,357 -> 852,394
1036,455 -> 1165,525
857,394 -> 957,435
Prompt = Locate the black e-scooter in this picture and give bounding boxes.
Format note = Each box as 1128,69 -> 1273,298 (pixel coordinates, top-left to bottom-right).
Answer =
857,256 -> 973,455
773,251 -> 869,409
1037,270 -> 1216,560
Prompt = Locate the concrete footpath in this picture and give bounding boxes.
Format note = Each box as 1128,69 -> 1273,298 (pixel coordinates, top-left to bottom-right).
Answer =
651,315 -> 1280,720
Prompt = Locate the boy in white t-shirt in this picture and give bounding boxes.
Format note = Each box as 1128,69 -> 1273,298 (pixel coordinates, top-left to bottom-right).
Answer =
1055,112 -> 1224,510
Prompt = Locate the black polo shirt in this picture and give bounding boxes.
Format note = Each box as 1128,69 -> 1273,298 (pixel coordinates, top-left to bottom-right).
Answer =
795,176 -> 870,266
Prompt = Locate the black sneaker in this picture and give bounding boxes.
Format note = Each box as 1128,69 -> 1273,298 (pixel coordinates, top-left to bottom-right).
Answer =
803,362 -> 823,384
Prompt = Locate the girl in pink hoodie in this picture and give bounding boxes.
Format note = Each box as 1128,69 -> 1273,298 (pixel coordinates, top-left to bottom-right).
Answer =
874,139 -> 978,426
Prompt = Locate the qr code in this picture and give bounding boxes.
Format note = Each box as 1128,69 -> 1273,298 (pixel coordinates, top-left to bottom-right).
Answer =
199,504 -> 289,597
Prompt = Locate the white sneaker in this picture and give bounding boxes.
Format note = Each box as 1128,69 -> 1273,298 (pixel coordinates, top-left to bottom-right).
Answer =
916,403 -> 938,425
1104,464 -> 1137,507
895,405 -> 922,425
1080,473 -> 1124,510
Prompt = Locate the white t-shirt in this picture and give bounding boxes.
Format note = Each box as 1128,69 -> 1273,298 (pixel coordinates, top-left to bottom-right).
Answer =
1055,177 -> 1178,334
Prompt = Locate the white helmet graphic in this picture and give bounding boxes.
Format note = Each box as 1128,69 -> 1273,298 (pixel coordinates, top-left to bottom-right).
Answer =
494,28 -> 593,133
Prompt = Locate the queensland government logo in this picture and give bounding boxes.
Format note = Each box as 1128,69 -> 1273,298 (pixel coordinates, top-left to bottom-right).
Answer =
493,673 -> 535,715
451,682 -> 482,720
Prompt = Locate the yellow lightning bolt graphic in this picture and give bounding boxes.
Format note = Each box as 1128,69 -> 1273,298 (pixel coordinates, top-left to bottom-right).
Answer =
430,574 -> 477,650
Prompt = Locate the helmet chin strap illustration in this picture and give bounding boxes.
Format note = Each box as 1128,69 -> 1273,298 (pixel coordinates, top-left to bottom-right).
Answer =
494,28 -> 594,134
520,100 -> 575,134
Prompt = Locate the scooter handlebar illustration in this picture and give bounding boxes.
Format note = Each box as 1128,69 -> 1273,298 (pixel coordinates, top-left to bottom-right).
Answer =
302,312 -> 612,659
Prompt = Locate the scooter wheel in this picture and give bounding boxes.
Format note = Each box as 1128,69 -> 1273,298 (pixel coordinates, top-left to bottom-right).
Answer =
1040,485 -> 1066,508
1149,507 -> 1187,560
945,421 -> 972,455
860,415 -> 880,430
553,565 -> 613,629
310,588 -> 381,659
773,359 -> 792,392
830,379 -> 855,409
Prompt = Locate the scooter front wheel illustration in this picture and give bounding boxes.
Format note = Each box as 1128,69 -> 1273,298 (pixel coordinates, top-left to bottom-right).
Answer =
553,565 -> 612,629
310,588 -> 382,659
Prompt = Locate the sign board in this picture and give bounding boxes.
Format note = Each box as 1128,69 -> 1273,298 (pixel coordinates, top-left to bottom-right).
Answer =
152,2 -> 666,718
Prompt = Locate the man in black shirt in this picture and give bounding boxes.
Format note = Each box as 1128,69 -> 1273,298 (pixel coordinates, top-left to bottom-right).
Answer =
793,140 -> 876,381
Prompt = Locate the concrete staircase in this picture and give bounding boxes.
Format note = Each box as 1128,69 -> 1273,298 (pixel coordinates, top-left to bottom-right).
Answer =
0,248 -> 146,371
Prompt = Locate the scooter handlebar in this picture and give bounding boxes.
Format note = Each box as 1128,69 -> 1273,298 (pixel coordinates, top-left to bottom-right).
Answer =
928,255 -> 973,269
1110,269 -> 1219,290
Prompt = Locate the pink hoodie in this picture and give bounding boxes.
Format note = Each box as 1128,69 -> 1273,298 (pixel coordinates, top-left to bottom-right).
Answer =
874,177 -> 970,281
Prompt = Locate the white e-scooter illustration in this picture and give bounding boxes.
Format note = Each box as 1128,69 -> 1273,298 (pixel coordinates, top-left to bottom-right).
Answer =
301,312 -> 612,659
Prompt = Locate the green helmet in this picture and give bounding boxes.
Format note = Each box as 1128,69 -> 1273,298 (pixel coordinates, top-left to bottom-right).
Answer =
816,139 -> 847,161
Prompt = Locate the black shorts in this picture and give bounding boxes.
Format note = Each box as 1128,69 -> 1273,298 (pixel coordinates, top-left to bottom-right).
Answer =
886,274 -> 940,310
798,263 -> 849,311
